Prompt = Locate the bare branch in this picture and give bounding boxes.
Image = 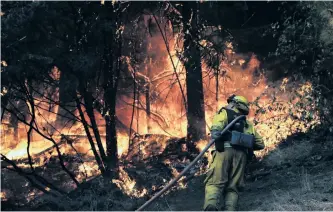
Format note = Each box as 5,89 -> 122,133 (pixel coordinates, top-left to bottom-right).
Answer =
152,13 -> 188,111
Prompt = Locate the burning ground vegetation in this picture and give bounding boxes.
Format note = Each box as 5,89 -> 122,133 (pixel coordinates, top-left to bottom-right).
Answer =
0,42 -> 324,210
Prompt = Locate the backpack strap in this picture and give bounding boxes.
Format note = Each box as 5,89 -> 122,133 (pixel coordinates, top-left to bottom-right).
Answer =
217,107 -> 246,141
224,107 -> 239,125
218,106 -> 241,124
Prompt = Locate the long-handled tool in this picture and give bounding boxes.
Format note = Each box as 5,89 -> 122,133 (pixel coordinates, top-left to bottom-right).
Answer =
136,115 -> 245,211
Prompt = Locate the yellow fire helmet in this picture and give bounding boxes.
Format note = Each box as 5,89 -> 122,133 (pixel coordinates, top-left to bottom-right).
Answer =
227,95 -> 250,115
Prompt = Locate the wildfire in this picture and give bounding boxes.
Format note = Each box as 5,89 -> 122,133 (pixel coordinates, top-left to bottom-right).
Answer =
77,162 -> 101,182
163,159 -> 188,189
0,18 -> 321,201
1,191 -> 7,200
5,140 -> 53,160
196,139 -> 209,152
112,166 -> 147,197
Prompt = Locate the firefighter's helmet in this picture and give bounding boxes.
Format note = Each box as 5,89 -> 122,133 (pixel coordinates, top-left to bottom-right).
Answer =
227,95 -> 249,115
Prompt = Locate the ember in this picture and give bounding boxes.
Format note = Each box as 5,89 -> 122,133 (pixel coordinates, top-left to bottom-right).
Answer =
1,191 -> 7,201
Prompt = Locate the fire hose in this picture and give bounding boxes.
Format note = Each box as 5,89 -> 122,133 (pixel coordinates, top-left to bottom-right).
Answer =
136,115 -> 246,211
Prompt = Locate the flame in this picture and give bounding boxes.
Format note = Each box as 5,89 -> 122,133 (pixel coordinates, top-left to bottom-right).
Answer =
50,66 -> 60,81
77,162 -> 101,182
163,158 -> 188,189
1,191 -> 7,200
1,60 -> 7,67
1,87 -> 8,96
280,78 -> 289,92
196,139 -> 209,152
112,166 -> 147,197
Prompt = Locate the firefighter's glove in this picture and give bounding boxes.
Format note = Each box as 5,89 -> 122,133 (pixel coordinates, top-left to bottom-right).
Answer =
210,130 -> 221,140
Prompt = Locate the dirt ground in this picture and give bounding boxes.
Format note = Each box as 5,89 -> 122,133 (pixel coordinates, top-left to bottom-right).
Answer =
145,139 -> 333,211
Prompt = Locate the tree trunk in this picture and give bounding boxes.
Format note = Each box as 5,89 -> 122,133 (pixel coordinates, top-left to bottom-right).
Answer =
182,2 -> 206,143
80,85 -> 107,163
136,89 -> 140,134
56,70 -> 77,128
9,108 -> 19,142
76,98 -> 106,176
103,37 -> 116,169
145,84 -> 151,134
102,9 -> 122,175
103,55 -> 119,174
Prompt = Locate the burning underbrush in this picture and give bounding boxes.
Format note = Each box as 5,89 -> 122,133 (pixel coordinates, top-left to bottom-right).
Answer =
1,133 -> 207,210
2,147 -> 199,210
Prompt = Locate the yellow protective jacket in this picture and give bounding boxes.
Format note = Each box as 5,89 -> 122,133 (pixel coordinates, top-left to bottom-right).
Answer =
211,106 -> 265,150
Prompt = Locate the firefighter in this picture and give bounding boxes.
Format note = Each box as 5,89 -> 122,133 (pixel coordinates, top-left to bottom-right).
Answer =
203,95 -> 265,211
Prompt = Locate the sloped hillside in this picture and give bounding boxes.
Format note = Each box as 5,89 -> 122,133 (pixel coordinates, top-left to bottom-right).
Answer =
142,129 -> 333,211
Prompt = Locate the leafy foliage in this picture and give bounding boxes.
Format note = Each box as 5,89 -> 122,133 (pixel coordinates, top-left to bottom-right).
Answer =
270,1 -> 333,124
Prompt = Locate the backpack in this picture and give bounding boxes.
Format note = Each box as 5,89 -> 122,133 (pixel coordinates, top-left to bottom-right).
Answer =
214,107 -> 247,151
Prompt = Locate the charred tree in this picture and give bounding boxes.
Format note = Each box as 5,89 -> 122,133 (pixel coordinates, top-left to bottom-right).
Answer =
145,84 -> 151,134
76,98 -> 106,176
80,84 -> 108,163
101,4 -> 122,175
56,70 -> 77,128
9,106 -> 19,142
145,57 -> 152,134
136,88 -> 140,134
182,2 -> 207,143
103,51 -> 120,174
